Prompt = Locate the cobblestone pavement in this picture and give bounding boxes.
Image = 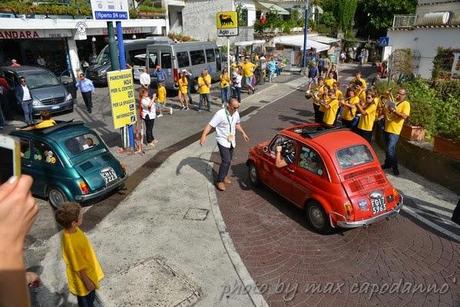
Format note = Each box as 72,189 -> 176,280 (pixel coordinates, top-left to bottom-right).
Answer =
214,89 -> 460,306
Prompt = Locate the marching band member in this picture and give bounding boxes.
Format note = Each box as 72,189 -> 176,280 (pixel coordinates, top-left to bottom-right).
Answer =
355,91 -> 378,143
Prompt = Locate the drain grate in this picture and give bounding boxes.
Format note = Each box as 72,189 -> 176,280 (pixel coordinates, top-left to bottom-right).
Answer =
184,208 -> 209,221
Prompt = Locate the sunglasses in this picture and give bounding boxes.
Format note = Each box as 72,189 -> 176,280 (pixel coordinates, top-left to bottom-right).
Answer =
366,96 -> 373,99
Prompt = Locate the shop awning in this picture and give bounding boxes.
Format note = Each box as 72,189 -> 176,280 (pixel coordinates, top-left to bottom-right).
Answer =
273,35 -> 330,52
256,1 -> 290,15
234,40 -> 266,47
309,34 -> 340,44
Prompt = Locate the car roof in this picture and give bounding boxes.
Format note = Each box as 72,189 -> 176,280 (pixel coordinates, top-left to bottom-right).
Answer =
11,121 -> 92,143
280,123 -> 368,153
0,65 -> 52,75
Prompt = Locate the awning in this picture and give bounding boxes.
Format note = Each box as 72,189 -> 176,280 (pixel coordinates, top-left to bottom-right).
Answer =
309,34 -> 340,44
256,1 -> 290,15
273,35 -> 330,52
234,40 -> 266,47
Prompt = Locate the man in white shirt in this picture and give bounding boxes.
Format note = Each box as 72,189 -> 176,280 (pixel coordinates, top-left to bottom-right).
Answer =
139,67 -> 151,89
199,98 -> 249,191
15,77 -> 33,124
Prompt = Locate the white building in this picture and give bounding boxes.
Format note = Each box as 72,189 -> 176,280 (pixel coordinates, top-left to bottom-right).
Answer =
387,0 -> 460,79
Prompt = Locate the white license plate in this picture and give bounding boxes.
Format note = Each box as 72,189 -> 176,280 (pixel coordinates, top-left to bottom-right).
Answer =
371,197 -> 386,214
100,168 -> 117,185
51,106 -> 60,110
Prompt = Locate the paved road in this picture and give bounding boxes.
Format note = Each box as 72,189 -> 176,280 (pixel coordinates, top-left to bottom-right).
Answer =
214,89 -> 460,306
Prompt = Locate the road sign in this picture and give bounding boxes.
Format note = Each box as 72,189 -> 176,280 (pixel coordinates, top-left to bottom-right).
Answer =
216,11 -> 239,37
107,69 -> 137,129
90,0 -> 129,20
379,36 -> 389,47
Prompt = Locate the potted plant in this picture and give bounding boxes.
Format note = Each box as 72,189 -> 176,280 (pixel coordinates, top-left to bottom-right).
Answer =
433,95 -> 460,160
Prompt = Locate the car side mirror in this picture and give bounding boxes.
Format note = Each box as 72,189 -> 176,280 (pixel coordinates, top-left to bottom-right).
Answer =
263,146 -> 268,153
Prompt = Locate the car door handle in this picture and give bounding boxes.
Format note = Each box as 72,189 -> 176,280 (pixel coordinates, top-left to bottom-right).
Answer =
23,162 -> 32,168
286,167 -> 295,173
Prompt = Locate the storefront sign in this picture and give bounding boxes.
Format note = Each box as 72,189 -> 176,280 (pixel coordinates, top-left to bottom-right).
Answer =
216,11 -> 239,37
0,29 -> 73,40
91,0 -> 129,21
107,69 -> 137,129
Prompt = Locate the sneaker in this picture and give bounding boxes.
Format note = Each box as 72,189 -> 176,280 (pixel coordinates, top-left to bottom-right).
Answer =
169,107 -> 173,115
224,176 -> 232,184
252,88 -> 255,94
158,114 -> 163,117
152,139 -> 159,144
216,182 -> 226,191
198,109 -> 202,113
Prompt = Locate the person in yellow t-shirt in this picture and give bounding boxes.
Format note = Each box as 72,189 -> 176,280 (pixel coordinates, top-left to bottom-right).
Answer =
324,72 -> 336,90
322,90 -> 339,127
341,88 -> 360,128
311,77 -> 325,123
22,111 -> 56,130
177,71 -> 189,110
356,92 -> 377,143
55,202 -> 104,307
241,58 -> 256,94
219,68 -> 231,107
382,88 -> 410,175
352,72 -> 367,90
156,82 -> 172,117
198,69 -> 212,112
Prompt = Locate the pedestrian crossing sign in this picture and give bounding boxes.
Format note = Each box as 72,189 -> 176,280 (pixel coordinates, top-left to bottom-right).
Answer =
216,11 -> 239,37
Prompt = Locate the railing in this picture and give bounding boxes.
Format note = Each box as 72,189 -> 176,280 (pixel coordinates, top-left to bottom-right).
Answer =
392,15 -> 417,28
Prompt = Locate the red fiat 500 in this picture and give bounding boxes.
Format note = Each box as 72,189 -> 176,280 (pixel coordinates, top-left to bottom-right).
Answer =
246,123 -> 403,234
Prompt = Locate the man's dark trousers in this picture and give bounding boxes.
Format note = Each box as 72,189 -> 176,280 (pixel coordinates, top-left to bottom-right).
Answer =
217,143 -> 234,182
81,91 -> 92,112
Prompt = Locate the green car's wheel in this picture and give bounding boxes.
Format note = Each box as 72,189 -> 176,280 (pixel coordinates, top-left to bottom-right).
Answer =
48,187 -> 67,208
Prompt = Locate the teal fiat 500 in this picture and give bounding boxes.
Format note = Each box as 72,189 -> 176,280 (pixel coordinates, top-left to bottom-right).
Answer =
10,121 -> 127,207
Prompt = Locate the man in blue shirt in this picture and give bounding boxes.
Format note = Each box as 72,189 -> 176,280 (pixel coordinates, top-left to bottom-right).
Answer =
152,64 -> 167,89
76,73 -> 95,113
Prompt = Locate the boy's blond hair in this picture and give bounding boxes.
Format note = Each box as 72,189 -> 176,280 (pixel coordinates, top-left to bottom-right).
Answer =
55,202 -> 81,229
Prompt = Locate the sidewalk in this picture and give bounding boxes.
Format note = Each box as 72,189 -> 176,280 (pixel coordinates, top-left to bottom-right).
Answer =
32,77 -> 307,306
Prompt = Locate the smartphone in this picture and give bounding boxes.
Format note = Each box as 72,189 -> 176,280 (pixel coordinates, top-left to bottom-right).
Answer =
0,134 -> 21,184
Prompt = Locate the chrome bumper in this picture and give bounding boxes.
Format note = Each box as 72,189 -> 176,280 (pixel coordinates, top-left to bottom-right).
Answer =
75,175 -> 127,202
336,195 -> 403,228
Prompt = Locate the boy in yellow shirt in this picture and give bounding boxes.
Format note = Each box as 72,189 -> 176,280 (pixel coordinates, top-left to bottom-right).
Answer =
356,92 -> 377,143
241,58 -> 256,94
55,202 -> 104,307
198,69 -> 212,112
340,88 -> 360,128
322,90 -> 339,127
156,82 -> 172,117
324,72 -> 336,90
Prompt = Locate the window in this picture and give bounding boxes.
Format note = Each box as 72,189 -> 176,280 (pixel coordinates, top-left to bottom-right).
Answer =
20,139 -> 30,160
269,135 -> 295,154
299,146 -> 325,177
128,49 -> 146,66
206,49 -> 215,62
65,133 -> 101,156
336,145 -> 374,169
132,54 -> 146,67
190,50 -> 205,65
148,52 -> 158,68
241,8 -> 248,27
178,11 -> 183,27
177,51 -> 190,68
161,52 -> 172,69
32,141 -> 60,166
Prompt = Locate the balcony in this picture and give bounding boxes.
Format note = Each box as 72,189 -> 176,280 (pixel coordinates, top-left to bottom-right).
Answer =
392,15 -> 417,29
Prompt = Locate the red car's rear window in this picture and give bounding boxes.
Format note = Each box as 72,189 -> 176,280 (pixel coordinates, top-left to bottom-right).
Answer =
336,145 -> 374,169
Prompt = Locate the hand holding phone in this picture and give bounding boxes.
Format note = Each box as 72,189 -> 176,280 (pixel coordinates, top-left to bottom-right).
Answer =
0,135 -> 21,184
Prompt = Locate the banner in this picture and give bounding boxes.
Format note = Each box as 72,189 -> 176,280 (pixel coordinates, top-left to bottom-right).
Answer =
107,69 -> 137,129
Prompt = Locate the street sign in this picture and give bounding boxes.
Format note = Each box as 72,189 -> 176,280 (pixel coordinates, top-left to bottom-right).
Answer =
107,69 -> 137,129
216,11 -> 239,37
379,36 -> 389,47
90,0 -> 129,20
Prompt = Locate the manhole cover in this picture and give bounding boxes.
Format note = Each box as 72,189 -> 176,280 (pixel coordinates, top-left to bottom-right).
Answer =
184,208 -> 209,221
104,257 -> 201,306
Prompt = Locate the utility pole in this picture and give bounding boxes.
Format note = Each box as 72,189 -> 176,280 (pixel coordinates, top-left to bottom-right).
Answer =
302,0 -> 309,69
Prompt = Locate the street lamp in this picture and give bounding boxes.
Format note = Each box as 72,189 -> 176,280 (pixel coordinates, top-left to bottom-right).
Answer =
91,36 -> 97,58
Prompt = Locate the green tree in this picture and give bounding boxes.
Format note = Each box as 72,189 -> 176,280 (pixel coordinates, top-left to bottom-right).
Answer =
336,0 -> 358,35
355,0 -> 417,38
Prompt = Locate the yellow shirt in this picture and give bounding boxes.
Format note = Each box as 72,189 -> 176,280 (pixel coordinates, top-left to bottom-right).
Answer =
178,78 -> 188,94
359,77 -> 367,90
61,228 -> 104,296
323,98 -> 339,126
325,78 -> 336,89
385,100 -> 410,135
335,89 -> 343,100
357,90 -> 366,103
342,96 -> 360,121
319,95 -> 329,113
35,119 -> 56,129
157,86 -> 166,104
220,73 -> 230,88
198,75 -> 211,94
358,101 -> 377,131
242,62 -> 256,77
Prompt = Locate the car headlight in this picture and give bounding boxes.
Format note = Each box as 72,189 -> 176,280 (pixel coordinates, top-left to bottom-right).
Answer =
65,93 -> 72,101
32,99 -> 41,106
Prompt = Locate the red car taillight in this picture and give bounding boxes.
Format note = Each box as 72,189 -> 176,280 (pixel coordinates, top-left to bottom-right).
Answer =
344,201 -> 354,220
79,181 -> 90,195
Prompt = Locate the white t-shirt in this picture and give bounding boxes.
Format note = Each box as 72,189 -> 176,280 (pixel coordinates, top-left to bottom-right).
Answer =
140,72 -> 151,86
232,73 -> 242,88
141,97 -> 156,120
209,108 -> 240,148
22,85 -> 31,101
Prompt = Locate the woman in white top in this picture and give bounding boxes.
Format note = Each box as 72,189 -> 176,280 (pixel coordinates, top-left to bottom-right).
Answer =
140,88 -> 157,146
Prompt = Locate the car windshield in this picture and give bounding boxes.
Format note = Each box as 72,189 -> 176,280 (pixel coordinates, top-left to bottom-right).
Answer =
64,133 -> 101,156
96,46 -> 117,66
336,145 -> 374,169
25,71 -> 60,89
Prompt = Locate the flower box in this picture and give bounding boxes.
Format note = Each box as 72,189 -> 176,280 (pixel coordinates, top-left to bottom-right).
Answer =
400,124 -> 426,142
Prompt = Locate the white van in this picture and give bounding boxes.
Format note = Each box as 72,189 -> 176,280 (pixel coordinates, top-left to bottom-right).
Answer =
146,41 -> 222,91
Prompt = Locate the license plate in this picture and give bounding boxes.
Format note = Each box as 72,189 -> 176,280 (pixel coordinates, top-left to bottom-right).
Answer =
371,196 -> 386,214
100,167 -> 117,185
51,106 -> 60,110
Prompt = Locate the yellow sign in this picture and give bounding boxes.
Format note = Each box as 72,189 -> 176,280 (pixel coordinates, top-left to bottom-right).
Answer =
216,11 -> 239,36
107,69 -> 137,129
